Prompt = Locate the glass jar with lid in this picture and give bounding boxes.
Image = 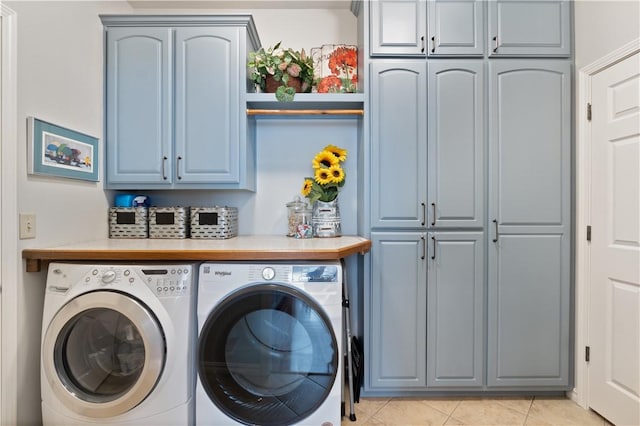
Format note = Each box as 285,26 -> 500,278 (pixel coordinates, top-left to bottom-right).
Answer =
286,196 -> 312,238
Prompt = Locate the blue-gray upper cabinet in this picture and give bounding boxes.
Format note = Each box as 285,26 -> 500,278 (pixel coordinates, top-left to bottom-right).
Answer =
487,60 -> 571,388
103,16 -> 260,190
368,232 -> 427,390
427,232 -> 484,388
488,0 -> 570,57
370,61 -> 427,229
370,0 -> 427,57
427,61 -> 484,228
427,0 -> 484,57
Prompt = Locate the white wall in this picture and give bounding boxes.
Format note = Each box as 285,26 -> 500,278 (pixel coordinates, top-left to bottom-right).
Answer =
5,1 -> 356,423
574,0 -> 640,69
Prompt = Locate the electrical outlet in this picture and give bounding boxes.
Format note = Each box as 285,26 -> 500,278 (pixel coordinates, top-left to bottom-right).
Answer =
19,213 -> 36,239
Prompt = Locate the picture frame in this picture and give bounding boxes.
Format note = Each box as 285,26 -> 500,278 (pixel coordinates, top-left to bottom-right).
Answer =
27,116 -> 99,182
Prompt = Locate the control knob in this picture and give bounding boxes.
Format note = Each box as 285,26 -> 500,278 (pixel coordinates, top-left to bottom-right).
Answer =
102,270 -> 117,284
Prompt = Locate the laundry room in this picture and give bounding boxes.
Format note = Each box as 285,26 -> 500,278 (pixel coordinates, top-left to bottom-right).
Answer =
3,1 -> 640,425
7,1 -> 364,424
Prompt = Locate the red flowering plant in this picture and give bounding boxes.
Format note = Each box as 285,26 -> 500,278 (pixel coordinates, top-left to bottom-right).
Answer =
316,46 -> 358,93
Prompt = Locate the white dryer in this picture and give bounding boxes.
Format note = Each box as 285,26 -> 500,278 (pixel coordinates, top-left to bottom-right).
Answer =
196,261 -> 343,426
40,262 -> 198,425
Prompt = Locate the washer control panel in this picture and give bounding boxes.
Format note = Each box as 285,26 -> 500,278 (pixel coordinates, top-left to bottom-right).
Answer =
80,265 -> 193,296
140,267 -> 191,296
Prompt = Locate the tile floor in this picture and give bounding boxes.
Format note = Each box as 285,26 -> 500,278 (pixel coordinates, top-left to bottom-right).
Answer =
341,395 -> 611,426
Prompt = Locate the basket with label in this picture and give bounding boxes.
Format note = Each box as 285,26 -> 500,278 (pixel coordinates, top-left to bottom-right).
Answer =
190,206 -> 238,239
109,207 -> 148,239
149,207 -> 189,239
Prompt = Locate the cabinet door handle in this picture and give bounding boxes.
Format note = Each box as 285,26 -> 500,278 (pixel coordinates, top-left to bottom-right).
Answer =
162,156 -> 168,180
493,36 -> 499,53
431,236 -> 436,260
431,203 -> 436,226
493,219 -> 499,242
421,236 -> 426,260
177,156 -> 183,180
421,36 -> 425,53
431,36 -> 436,53
421,202 -> 426,226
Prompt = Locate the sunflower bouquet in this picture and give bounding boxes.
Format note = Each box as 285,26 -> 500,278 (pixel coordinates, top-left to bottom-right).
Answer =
301,145 -> 348,204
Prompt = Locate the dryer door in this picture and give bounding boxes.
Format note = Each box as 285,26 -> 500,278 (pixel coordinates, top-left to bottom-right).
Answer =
42,290 -> 165,418
198,283 -> 339,426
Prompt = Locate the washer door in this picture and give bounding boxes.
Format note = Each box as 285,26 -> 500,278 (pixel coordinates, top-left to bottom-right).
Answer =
198,283 -> 338,426
42,290 -> 165,418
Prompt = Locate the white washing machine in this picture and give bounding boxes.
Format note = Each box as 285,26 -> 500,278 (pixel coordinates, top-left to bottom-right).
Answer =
196,261 -> 343,426
40,262 -> 198,425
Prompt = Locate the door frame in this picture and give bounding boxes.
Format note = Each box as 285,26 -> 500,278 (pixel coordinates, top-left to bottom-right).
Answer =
0,4 -> 18,425
572,37 -> 640,409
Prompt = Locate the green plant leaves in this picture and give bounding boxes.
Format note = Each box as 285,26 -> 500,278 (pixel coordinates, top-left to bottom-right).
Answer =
275,86 -> 296,102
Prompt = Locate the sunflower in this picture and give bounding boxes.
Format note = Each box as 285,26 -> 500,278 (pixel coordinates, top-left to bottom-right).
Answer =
301,179 -> 313,197
328,164 -> 345,184
314,168 -> 333,186
302,145 -> 348,205
324,144 -> 348,162
312,150 -> 339,169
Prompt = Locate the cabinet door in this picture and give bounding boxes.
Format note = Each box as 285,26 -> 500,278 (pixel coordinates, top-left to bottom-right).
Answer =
427,61 -> 484,229
106,27 -> 172,185
427,0 -> 484,56
175,27 -> 240,184
370,0 -> 427,56
368,232 -> 427,390
488,0 -> 570,57
370,61 -> 427,229
487,60 -> 571,388
427,232 -> 484,387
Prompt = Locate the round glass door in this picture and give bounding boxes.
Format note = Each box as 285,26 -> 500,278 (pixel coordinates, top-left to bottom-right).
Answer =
198,283 -> 338,426
42,291 -> 165,418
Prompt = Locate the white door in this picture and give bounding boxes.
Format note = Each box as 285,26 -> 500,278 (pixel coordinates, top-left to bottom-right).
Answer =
0,14 -> 3,420
588,50 -> 640,426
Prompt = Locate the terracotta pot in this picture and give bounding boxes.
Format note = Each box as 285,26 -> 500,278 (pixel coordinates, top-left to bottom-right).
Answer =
265,75 -> 303,93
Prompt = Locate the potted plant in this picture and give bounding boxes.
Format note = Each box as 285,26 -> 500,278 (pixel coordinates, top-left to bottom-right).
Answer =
300,144 -> 348,237
247,41 -> 314,101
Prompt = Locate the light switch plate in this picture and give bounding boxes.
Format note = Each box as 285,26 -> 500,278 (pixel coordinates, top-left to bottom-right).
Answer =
19,213 -> 36,239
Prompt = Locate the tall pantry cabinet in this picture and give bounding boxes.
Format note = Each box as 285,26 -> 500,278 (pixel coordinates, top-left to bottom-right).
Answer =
362,0 -> 572,394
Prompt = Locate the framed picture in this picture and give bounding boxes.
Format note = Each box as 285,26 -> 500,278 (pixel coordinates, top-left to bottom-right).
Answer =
27,117 -> 99,182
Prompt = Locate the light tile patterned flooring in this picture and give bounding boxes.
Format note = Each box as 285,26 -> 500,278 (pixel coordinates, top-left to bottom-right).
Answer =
341,395 -> 611,426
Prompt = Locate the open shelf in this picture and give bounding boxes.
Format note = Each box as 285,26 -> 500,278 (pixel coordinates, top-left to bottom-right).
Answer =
246,93 -> 364,116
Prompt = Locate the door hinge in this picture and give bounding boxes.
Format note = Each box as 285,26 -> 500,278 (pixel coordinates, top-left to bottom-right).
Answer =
587,225 -> 592,241
585,346 -> 590,362
587,103 -> 592,121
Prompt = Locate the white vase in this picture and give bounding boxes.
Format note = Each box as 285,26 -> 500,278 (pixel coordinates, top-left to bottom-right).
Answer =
312,199 -> 342,238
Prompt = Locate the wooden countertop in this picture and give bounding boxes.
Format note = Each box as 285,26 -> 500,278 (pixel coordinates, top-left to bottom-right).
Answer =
22,235 -> 371,272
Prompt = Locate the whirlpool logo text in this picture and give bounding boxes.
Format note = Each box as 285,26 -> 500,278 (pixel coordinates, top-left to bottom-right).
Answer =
214,270 -> 232,277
